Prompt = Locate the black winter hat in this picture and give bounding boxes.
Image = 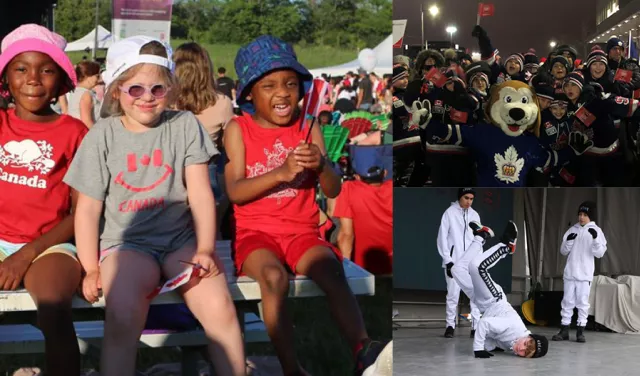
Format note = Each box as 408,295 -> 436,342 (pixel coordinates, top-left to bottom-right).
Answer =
393,64 -> 408,84
531,73 -> 555,101
563,71 -> 585,92
606,37 -> 625,54
458,188 -> 476,199
578,201 -> 596,220
465,61 -> 491,88
524,48 -> 539,68
551,55 -> 572,74
529,334 -> 549,358
556,45 -> 578,62
586,45 -> 608,68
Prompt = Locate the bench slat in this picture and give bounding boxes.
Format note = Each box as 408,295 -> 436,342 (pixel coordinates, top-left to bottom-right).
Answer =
0,241 -> 375,312
0,314 -> 269,354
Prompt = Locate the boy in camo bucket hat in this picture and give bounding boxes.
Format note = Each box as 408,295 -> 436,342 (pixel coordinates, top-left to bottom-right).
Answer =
234,35 -> 312,114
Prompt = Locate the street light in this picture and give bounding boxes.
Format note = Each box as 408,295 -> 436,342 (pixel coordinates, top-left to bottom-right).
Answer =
550,41 -> 557,49
429,5 -> 439,17
422,4 -> 440,50
446,26 -> 457,47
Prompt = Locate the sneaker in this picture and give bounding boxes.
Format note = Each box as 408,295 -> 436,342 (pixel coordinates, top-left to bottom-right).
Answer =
500,220 -> 518,254
469,221 -> 494,240
444,326 -> 455,338
354,339 -> 388,376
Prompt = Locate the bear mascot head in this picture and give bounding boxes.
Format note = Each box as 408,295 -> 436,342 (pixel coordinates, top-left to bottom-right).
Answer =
485,80 -> 541,138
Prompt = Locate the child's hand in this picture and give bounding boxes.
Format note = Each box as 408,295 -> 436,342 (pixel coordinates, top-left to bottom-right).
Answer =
191,252 -> 222,278
294,142 -> 324,171
277,151 -> 305,182
82,270 -> 102,303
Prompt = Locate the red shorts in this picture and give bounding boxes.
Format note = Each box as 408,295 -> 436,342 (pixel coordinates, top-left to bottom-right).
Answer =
233,229 -> 342,275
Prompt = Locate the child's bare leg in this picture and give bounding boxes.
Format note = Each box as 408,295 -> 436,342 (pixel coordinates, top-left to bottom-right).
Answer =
242,250 -> 300,374
99,250 -> 161,376
23,253 -> 82,376
295,246 -> 368,350
162,247 -> 245,376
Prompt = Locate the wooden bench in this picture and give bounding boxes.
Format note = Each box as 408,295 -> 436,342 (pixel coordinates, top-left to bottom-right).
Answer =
0,240 -> 375,375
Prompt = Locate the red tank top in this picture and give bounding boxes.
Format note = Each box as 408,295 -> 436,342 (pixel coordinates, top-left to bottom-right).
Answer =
233,113 -> 319,234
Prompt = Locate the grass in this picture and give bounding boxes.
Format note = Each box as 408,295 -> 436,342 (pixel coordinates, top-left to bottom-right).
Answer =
0,277 -> 391,375
66,40 -> 359,79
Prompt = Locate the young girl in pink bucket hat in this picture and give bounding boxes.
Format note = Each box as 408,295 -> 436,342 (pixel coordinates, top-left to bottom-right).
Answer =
0,24 -> 87,376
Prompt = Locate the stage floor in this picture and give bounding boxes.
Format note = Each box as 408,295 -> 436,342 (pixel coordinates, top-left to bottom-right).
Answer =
394,325 -> 640,376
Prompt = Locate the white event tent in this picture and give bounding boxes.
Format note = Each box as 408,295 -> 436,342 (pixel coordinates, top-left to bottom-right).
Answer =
308,34 -> 393,77
65,26 -> 113,52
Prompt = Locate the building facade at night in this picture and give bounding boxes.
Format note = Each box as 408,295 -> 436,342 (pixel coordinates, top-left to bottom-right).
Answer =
588,0 -> 640,50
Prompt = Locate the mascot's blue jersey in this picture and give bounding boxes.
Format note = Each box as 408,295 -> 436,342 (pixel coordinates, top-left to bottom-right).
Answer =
426,120 -> 557,186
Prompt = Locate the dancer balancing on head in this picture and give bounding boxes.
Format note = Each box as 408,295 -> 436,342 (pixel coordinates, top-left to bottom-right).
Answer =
451,220 -> 549,359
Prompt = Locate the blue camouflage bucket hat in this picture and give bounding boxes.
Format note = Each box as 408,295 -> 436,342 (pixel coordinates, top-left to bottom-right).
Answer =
234,35 -> 313,114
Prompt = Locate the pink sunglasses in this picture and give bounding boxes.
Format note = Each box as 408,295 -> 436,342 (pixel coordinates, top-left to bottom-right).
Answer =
119,84 -> 170,99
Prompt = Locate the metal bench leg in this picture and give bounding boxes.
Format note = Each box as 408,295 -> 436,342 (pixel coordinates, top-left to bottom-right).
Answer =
181,346 -> 200,376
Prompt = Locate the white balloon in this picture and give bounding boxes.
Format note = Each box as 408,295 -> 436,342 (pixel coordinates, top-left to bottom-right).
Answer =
358,48 -> 377,72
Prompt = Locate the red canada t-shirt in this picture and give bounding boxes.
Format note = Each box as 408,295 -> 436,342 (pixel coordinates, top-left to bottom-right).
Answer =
333,179 -> 393,275
233,113 -> 319,234
0,109 -> 87,243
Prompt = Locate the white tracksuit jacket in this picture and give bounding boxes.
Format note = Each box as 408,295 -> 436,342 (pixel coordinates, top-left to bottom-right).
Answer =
437,202 -> 480,267
560,222 -> 607,282
473,300 -> 530,352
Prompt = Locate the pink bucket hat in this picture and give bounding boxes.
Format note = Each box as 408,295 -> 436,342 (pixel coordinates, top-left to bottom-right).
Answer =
0,24 -> 77,95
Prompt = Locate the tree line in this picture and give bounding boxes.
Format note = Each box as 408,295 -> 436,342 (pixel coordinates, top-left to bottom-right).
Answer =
54,0 -> 391,50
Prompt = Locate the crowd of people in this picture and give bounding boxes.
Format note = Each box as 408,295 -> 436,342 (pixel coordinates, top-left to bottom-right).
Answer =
0,22 -> 392,376
393,24 -> 640,187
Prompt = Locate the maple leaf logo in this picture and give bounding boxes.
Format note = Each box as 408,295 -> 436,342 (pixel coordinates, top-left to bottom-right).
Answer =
494,145 -> 525,184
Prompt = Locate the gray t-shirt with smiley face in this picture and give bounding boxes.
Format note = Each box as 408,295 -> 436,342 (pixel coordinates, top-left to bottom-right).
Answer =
63,110 -> 218,253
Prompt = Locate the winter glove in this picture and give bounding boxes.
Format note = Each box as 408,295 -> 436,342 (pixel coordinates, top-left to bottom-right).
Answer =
474,350 -> 494,358
471,25 -> 488,39
567,233 -> 578,241
588,228 -> 598,239
569,132 -> 594,156
446,262 -> 454,278
407,99 -> 432,130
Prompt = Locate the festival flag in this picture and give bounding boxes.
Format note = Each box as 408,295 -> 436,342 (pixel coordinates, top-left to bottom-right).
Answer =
614,68 -> 633,83
301,78 -> 330,130
450,108 -> 468,123
425,67 -> 447,88
478,3 -> 495,17
575,106 -> 596,127
146,265 -> 200,299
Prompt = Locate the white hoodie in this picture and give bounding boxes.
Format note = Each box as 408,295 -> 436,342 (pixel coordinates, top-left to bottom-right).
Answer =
437,202 -> 480,267
473,300 -> 530,352
560,221 -> 607,282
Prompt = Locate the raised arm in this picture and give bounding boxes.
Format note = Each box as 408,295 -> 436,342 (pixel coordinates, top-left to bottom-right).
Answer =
560,228 -> 576,256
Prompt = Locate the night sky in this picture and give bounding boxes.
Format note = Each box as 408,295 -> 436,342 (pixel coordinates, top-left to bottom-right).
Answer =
394,0 -> 597,58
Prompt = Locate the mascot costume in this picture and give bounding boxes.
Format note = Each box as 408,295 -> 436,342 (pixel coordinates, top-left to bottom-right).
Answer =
422,80 -> 562,186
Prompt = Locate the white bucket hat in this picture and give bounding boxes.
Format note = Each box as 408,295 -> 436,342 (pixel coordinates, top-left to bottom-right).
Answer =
99,35 -> 174,118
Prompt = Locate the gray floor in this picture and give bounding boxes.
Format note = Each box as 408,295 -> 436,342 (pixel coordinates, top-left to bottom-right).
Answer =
394,325 -> 640,376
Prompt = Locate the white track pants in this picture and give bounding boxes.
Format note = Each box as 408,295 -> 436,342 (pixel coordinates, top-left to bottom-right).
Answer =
560,279 -> 591,326
468,242 -> 511,314
447,238 -> 482,329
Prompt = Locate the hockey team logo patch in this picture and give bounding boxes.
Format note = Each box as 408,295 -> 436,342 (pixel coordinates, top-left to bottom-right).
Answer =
494,145 -> 524,184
